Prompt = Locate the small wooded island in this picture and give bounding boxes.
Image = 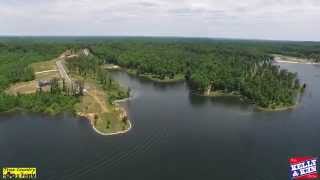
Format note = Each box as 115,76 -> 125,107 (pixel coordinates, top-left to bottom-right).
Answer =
0,37 -> 318,135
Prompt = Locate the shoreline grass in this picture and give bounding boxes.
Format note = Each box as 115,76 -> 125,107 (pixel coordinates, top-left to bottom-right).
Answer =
126,69 -> 185,83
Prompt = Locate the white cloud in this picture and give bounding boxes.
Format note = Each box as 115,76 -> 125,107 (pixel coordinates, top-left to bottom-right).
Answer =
0,0 -> 319,41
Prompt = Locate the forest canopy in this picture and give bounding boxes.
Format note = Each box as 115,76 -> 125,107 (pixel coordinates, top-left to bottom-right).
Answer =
86,38 -> 308,109
0,37 -> 318,110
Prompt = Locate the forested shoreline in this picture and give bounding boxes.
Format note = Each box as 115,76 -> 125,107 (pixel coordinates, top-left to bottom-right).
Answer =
88,40 -> 305,109
0,37 -> 318,111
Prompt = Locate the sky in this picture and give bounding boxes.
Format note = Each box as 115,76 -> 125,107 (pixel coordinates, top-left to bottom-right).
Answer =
0,0 -> 319,41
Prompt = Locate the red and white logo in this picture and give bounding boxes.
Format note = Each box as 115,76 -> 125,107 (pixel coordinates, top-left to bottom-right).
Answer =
289,157 -> 318,179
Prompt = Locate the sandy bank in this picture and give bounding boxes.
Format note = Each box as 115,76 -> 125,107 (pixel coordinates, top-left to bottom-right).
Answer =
273,54 -> 320,65
275,60 -> 320,65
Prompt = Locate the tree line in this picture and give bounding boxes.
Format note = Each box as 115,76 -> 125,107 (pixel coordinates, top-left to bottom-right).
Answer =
0,37 -> 317,111
88,40 -> 304,109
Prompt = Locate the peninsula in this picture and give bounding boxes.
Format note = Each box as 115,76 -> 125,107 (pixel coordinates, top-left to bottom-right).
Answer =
2,47 -> 131,135
0,37 -> 318,126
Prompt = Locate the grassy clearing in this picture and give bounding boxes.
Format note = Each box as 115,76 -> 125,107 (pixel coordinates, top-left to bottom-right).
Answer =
75,95 -> 103,114
35,71 -> 60,80
5,59 -> 60,95
72,75 -> 129,134
31,59 -> 57,72
5,81 -> 37,95
97,111 -> 129,134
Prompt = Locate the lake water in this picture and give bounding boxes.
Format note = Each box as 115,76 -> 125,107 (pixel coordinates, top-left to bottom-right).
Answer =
1,63 -> 320,180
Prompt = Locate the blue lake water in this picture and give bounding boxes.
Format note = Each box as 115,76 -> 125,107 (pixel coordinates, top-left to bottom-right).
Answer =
1,63 -> 320,180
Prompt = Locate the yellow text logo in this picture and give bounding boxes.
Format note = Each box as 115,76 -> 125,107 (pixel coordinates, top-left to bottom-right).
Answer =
2,167 -> 37,179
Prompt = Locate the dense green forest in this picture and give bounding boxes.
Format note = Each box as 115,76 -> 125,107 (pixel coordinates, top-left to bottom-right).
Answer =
0,92 -> 78,114
87,39 -> 310,109
0,41 -> 67,90
0,37 -> 319,111
0,40 -> 79,113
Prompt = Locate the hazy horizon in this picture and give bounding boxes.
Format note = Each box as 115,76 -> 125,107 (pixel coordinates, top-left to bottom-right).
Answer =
1,35 -> 320,43
1,0 -> 319,41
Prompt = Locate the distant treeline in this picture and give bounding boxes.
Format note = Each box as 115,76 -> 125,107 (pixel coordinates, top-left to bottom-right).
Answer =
0,37 -> 318,110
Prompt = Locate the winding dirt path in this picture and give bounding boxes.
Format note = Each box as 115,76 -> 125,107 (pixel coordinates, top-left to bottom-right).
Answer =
87,89 -> 109,113
57,52 -> 109,113
35,70 -> 58,74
